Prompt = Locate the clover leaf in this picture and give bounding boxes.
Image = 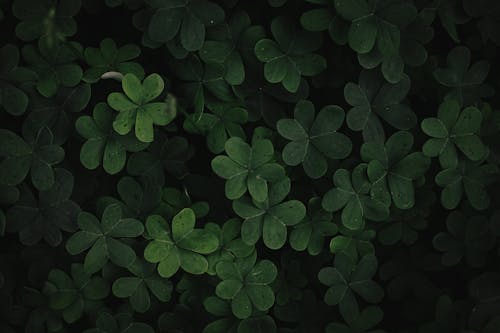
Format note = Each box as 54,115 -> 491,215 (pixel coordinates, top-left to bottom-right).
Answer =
112,258 -> 173,313
98,176 -> 162,220
107,73 -> 176,143
344,70 -> 415,143
330,227 -> 375,263
277,100 -> 352,179
6,168 -> 80,246
361,131 -> 430,209
13,0 -> 81,47
24,83 -> 91,144
255,16 -> 326,93
433,46 -> 492,106
377,190 -> 433,246
211,137 -> 285,202
199,11 -> 254,85
356,13 -> 434,83
144,208 -> 219,277
83,38 -> 145,83
42,263 -> 109,324
126,133 -> 193,185
322,164 -> 389,230
184,102 -> 248,154
204,218 -> 255,275
422,100 -> 488,169
76,102 -> 148,175
145,0 -> 225,51
289,197 -> 337,255
170,54 -> 235,113
215,253 -> 277,319
435,159 -> 498,211
334,0 -> 417,82
0,127 -> 64,190
319,253 -> 384,324
0,44 -> 36,116
66,203 -> 144,274
22,41 -> 83,97
433,211 -> 495,268
424,0 -> 469,43
232,177 -> 306,249
300,0 -> 349,45
159,186 -> 209,221
83,312 -> 155,333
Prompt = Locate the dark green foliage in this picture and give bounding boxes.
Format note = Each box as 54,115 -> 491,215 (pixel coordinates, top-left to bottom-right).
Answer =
2,0 -> 500,332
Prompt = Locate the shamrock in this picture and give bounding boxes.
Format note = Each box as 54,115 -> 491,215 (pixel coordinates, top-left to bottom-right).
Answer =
277,100 -> 352,179
83,312 -> 154,333
254,16 -> 326,93
344,70 -> 415,143
319,253 -> 384,324
326,306 -> 385,333
199,11 -> 254,85
126,133 -> 193,185
322,164 -> 389,230
144,208 -> 219,277
233,177 -> 306,249
433,46 -> 492,106
107,73 -> 176,143
433,212 -> 495,268
424,0 -> 469,43
112,258 -> 173,313
24,83 -> 91,144
289,197 -> 337,255
145,0 -> 225,51
356,13 -> 434,83
6,168 -> 80,246
211,137 -> 285,202
204,295 -> 277,333
65,203 -> 144,274
334,0 -> 417,82
329,227 -> 375,262
300,0 -> 349,45
422,100 -> 488,169
184,102 -> 248,154
22,41 -> 83,97
98,176 -> 162,220
435,159 -> 498,210
83,38 -> 145,83
13,0 -> 81,47
159,186 -> 209,221
42,263 -> 109,324
76,102 -> 149,175
204,218 -> 255,275
361,131 -> 430,209
0,44 -> 36,116
377,190 -> 434,246
170,54 -> 235,113
0,127 -> 64,190
215,253 -> 277,319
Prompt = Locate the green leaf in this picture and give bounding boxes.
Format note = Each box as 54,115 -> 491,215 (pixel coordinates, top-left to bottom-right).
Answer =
278,100 -> 352,178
